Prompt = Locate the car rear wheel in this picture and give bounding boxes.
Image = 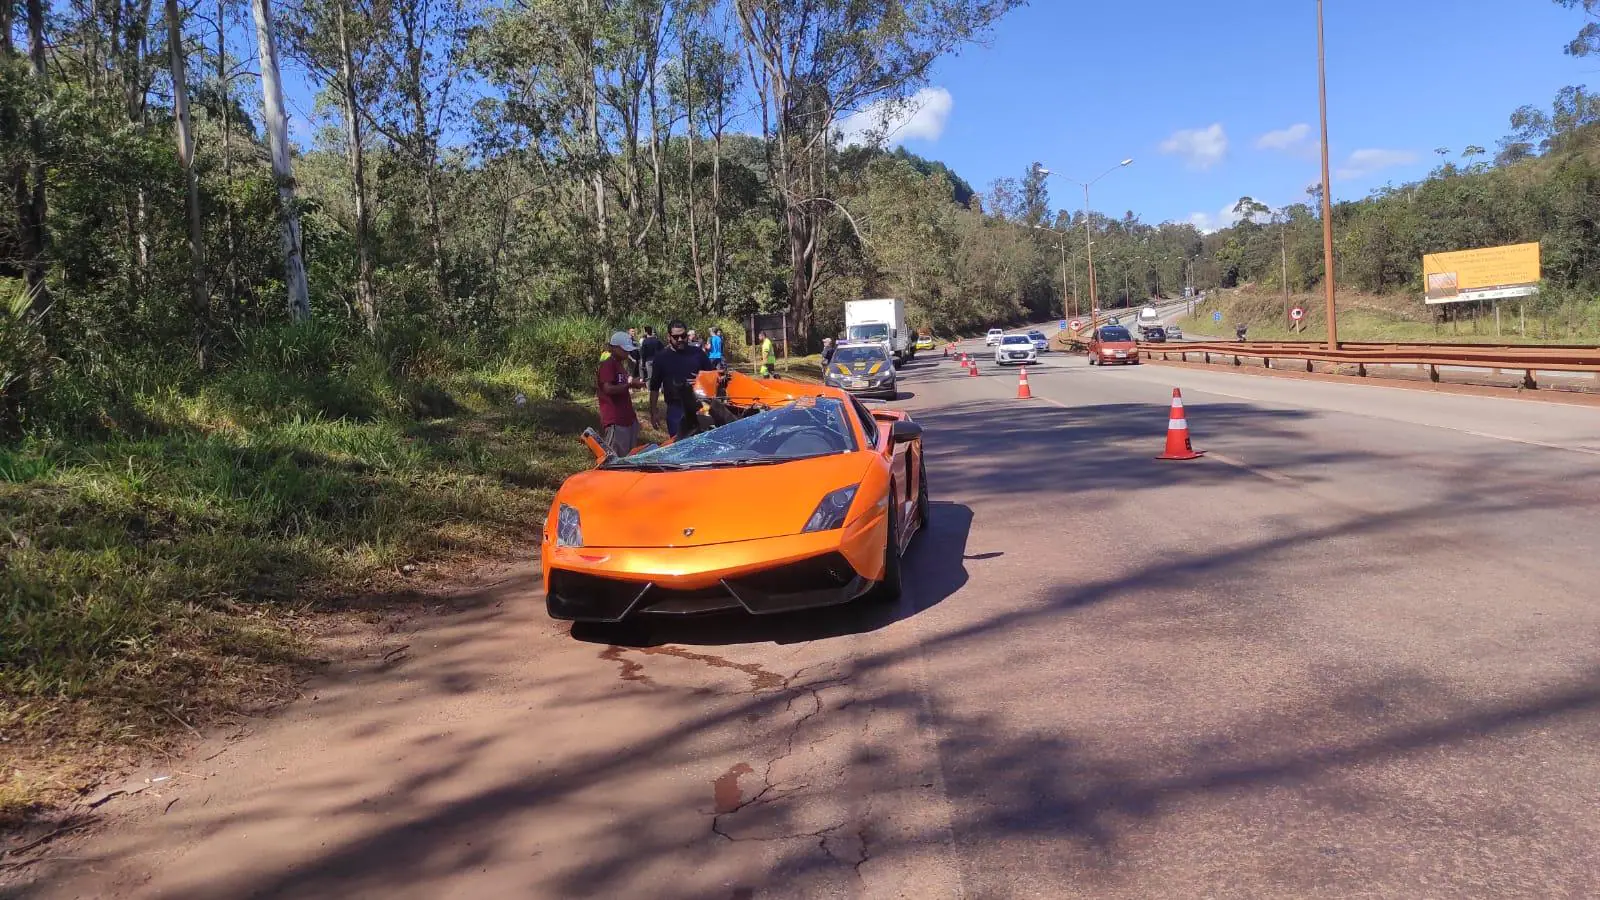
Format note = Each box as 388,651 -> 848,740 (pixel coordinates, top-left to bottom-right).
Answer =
866,489 -> 903,605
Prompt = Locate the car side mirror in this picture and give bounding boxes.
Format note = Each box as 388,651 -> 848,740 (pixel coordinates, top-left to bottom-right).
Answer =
890,420 -> 923,444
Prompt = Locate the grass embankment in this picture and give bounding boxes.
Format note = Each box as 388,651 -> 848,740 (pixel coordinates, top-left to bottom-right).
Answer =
1177,286 -> 1600,344
0,318 -> 638,822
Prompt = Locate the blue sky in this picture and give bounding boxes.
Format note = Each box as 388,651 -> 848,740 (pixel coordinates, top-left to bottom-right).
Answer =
872,0 -> 1589,230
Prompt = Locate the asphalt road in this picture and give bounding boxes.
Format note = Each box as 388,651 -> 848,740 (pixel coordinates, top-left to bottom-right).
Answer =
36,346 -> 1600,899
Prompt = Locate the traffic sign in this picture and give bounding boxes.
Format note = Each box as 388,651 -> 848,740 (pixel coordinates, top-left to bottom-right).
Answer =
1290,306 -> 1306,321
1059,319 -> 1067,330
1212,311 -> 1223,323
1068,319 -> 1082,332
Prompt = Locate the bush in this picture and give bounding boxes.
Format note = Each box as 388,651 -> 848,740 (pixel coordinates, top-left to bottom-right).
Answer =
505,314 -> 611,398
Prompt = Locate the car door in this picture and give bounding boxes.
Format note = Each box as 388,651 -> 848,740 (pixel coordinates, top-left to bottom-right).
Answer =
853,398 -> 914,551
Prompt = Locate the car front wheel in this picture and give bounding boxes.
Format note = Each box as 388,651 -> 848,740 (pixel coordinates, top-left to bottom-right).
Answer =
867,489 -> 903,604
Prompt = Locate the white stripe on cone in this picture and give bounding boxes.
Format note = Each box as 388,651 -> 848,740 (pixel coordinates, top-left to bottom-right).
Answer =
1171,398 -> 1184,409
1168,418 -> 1188,429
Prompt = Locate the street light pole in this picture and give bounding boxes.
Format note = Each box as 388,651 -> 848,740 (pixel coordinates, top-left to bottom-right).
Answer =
1039,159 -> 1132,324
1317,0 -> 1339,349
1031,223 -> 1075,319
1082,183 -> 1099,316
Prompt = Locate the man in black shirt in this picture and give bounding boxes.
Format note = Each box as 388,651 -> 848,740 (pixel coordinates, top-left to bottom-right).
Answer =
638,325 -> 663,385
648,319 -> 707,439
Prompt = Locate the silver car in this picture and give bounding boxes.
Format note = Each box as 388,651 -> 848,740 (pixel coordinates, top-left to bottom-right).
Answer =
993,334 -> 1037,366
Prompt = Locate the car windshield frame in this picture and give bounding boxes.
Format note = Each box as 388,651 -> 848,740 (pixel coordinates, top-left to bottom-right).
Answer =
1000,335 -> 1032,345
1098,327 -> 1134,342
601,397 -> 858,470
831,346 -> 890,367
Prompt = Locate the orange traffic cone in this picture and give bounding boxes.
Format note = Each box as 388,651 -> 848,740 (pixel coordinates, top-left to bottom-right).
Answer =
1156,388 -> 1204,461
1016,366 -> 1032,399
968,358 -> 980,377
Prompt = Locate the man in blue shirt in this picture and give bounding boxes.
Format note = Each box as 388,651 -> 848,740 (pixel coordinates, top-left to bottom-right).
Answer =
648,319 -> 707,438
706,326 -> 725,370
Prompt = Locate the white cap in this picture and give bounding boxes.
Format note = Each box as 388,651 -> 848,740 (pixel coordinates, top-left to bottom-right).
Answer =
609,331 -> 636,352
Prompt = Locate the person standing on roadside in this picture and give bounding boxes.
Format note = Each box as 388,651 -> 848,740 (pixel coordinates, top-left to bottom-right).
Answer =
706,326 -> 725,371
627,327 -> 641,377
757,330 -> 777,377
597,331 -> 643,457
639,326 -> 662,385
649,320 -> 707,439
821,337 -> 836,369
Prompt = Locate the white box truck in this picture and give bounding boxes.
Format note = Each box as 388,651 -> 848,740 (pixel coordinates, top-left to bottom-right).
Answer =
1136,304 -> 1161,337
844,298 -> 912,364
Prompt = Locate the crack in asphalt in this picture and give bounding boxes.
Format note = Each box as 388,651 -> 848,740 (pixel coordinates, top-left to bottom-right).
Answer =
710,670 -> 854,846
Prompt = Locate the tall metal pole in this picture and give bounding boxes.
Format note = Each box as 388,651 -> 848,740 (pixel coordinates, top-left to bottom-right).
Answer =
1316,0 -> 1338,349
1057,238 -> 1069,318
1083,183 -> 1099,317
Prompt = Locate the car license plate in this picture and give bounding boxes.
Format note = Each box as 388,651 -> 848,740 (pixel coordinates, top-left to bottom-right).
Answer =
1115,351 -> 1127,358
849,378 -> 866,388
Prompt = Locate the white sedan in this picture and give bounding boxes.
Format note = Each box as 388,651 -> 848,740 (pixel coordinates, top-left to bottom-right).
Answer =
985,328 -> 1004,346
993,334 -> 1037,366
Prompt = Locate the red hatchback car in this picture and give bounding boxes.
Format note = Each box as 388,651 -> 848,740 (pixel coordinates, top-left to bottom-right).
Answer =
1087,324 -> 1140,365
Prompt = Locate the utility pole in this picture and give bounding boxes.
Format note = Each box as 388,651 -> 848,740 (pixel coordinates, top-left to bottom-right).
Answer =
1056,239 -> 1069,318
1316,0 -> 1338,349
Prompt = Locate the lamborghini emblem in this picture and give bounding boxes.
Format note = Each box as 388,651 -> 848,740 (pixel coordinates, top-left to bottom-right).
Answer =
683,527 -> 696,537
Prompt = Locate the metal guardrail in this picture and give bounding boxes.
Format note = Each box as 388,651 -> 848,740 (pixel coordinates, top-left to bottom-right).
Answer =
1139,340 -> 1600,389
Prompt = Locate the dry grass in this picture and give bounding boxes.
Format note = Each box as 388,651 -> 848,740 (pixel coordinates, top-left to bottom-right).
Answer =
0,360 -> 596,824
1178,285 -> 1600,344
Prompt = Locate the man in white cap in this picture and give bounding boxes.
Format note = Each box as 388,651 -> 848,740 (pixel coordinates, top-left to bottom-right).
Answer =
597,330 -> 643,457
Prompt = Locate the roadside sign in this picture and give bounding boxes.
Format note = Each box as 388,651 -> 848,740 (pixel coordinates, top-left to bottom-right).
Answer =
1068,319 -> 1082,332
1212,311 -> 1223,323
1290,306 -> 1306,321
1059,319 -> 1067,330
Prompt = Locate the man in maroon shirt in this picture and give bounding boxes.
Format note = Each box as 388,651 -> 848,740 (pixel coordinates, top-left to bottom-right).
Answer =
597,331 -> 642,457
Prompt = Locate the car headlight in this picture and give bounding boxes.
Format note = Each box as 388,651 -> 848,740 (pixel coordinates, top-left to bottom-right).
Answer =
556,504 -> 583,548
803,485 -> 859,532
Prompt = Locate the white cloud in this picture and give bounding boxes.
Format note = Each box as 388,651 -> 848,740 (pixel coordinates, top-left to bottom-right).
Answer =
1187,200 -> 1280,234
1159,123 -> 1228,171
836,87 -> 954,147
1257,123 -> 1313,151
1335,148 -> 1418,180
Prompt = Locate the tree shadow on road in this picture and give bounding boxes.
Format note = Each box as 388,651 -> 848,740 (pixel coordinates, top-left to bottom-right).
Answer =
35,406 -> 1600,900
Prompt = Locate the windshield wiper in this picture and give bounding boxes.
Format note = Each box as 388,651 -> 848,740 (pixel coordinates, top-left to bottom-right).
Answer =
602,461 -> 688,472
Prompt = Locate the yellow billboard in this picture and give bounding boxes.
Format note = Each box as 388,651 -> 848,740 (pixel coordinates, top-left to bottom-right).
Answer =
1422,242 -> 1541,304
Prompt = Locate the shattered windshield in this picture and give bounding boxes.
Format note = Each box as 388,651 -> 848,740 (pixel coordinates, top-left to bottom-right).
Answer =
604,398 -> 857,469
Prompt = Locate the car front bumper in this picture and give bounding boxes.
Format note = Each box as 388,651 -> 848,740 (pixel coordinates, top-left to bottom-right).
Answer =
826,379 -> 897,398
544,516 -> 887,622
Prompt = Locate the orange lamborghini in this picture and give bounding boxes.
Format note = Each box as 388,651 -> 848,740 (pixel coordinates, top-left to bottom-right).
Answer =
541,372 -> 928,625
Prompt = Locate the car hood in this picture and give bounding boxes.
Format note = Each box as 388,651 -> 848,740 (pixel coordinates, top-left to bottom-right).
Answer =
556,452 -> 876,548
827,358 -> 893,378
